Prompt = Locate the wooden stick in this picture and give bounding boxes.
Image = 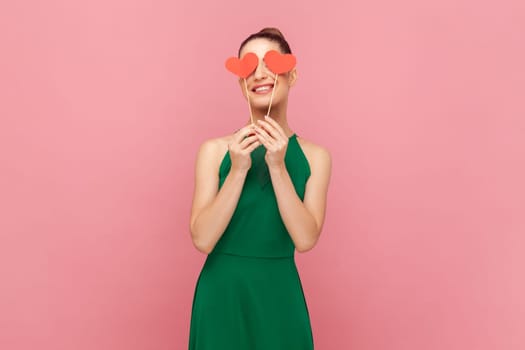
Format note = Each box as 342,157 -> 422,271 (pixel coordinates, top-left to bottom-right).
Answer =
244,78 -> 254,124
244,78 -> 252,124
266,74 -> 278,117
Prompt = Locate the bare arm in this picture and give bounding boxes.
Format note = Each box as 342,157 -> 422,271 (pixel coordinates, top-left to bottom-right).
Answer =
189,125 -> 260,254
268,146 -> 331,252
254,116 -> 332,252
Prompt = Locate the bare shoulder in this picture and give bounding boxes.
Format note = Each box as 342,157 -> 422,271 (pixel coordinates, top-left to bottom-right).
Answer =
295,136 -> 332,172
195,133 -> 233,169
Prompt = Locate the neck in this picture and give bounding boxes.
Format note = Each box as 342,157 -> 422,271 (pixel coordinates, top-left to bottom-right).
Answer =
247,103 -> 293,137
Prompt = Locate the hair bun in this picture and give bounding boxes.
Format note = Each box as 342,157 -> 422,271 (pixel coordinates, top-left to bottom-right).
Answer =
238,27 -> 292,55
258,27 -> 285,39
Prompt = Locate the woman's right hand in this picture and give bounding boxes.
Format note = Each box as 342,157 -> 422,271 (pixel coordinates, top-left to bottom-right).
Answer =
228,124 -> 261,172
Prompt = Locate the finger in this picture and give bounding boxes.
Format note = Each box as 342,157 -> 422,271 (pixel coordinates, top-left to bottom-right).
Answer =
244,140 -> 261,153
254,124 -> 274,146
256,119 -> 282,141
256,127 -> 288,154
263,115 -> 287,139
255,133 -> 277,153
239,135 -> 259,149
233,125 -> 255,144
229,128 -> 253,151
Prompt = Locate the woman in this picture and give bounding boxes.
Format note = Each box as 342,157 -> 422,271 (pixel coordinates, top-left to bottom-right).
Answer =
188,27 -> 331,349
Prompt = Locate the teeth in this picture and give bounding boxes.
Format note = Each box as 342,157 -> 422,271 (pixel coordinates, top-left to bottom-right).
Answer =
255,85 -> 272,92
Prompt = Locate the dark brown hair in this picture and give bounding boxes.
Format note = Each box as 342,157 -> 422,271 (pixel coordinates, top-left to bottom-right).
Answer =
238,27 -> 292,57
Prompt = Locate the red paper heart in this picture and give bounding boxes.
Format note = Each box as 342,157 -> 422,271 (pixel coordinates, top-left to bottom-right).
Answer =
225,52 -> 258,78
263,50 -> 296,75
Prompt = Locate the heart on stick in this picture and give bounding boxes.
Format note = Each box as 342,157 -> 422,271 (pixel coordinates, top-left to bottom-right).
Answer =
225,52 -> 258,78
263,50 -> 296,75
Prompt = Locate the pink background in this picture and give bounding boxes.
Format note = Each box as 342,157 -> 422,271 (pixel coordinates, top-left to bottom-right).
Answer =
1,0 -> 524,349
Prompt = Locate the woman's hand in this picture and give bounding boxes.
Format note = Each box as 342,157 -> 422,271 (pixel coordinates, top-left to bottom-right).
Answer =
254,115 -> 288,169
228,124 -> 261,172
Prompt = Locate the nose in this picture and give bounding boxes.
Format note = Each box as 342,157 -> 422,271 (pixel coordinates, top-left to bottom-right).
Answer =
253,60 -> 268,80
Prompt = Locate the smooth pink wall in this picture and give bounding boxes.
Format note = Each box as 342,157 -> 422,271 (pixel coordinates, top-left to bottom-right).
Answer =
1,1 -> 524,349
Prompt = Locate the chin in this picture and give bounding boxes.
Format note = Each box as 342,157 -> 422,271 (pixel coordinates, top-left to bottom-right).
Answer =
251,96 -> 281,109
247,98 -> 266,107
250,102 -> 271,111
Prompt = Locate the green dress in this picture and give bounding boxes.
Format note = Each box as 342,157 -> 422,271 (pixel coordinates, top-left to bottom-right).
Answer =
189,134 -> 314,350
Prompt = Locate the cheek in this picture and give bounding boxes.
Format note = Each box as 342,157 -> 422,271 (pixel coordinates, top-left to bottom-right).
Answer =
275,78 -> 290,93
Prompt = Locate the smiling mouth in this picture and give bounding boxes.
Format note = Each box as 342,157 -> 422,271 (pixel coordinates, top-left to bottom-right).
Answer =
252,84 -> 274,94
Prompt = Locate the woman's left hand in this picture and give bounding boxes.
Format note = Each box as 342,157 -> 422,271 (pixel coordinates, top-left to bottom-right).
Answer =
254,115 -> 288,169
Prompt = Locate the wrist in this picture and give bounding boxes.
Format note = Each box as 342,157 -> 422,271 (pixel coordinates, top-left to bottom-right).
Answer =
229,166 -> 249,177
268,163 -> 287,174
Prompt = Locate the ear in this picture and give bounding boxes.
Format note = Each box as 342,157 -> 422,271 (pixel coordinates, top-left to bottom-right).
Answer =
288,68 -> 298,87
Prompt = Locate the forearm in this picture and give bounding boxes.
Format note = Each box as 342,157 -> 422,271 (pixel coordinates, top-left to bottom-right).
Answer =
269,164 -> 319,252
191,168 -> 248,253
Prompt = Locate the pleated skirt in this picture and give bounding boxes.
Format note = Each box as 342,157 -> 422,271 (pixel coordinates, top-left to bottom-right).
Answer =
188,251 -> 314,350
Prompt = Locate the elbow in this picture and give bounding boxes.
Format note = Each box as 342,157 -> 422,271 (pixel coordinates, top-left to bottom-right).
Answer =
295,242 -> 316,253
295,238 -> 318,253
295,245 -> 313,253
190,225 -> 214,255
191,235 -> 213,254
295,230 -> 321,253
